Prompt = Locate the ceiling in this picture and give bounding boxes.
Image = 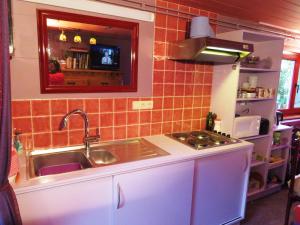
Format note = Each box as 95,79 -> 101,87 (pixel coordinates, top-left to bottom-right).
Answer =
167,0 -> 300,32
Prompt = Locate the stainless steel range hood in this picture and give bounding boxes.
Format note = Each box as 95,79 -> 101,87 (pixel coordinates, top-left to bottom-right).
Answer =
168,37 -> 254,64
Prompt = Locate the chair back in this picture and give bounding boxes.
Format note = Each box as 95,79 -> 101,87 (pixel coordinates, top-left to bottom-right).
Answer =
289,129 -> 300,194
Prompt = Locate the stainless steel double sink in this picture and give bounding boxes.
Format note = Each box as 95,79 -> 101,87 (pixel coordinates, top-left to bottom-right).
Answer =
27,138 -> 169,178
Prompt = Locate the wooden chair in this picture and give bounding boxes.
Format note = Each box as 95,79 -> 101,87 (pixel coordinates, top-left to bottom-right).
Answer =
294,205 -> 300,225
284,129 -> 300,225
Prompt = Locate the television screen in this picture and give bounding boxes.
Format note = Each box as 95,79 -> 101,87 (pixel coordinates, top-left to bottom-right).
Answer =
89,44 -> 120,70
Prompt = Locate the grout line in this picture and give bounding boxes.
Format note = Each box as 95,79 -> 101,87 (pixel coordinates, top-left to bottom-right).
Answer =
49,100 -> 53,147
29,100 -> 35,149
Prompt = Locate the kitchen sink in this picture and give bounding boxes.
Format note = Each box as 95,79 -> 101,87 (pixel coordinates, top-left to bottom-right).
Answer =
27,138 -> 169,179
89,150 -> 118,165
28,151 -> 92,178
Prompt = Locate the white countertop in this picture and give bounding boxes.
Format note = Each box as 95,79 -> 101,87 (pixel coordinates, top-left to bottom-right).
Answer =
12,135 -> 253,194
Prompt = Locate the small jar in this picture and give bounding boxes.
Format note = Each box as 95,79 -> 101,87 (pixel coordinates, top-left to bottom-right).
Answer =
237,88 -> 242,98
242,92 -> 247,99
273,131 -> 281,145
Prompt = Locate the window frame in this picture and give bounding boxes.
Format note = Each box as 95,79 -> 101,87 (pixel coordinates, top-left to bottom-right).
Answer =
279,54 -> 300,115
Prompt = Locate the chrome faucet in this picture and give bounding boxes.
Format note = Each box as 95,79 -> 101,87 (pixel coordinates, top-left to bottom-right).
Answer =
59,109 -> 100,157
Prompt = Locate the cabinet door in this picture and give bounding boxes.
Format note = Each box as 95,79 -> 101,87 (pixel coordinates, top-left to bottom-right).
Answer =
17,177 -> 113,225
113,161 -> 194,225
192,148 -> 251,225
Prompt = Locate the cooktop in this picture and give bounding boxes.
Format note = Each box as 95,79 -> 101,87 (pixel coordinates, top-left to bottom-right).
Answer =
166,130 -> 240,150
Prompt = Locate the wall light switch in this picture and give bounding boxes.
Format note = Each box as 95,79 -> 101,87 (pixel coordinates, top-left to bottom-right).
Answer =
132,101 -> 153,110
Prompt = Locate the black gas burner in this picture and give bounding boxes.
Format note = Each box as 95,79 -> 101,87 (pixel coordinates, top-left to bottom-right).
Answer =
214,140 -> 226,145
190,131 -> 208,138
172,133 -> 189,141
188,138 -> 209,149
190,131 -> 210,140
167,130 -> 240,150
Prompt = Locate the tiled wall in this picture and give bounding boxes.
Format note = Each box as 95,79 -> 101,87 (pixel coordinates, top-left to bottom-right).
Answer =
11,0 -> 217,149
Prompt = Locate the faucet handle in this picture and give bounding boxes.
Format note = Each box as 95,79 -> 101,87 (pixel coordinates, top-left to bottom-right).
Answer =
84,128 -> 101,144
84,136 -> 100,144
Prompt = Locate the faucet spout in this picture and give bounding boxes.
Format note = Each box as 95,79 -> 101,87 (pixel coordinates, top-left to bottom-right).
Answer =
59,109 -> 100,157
59,109 -> 89,136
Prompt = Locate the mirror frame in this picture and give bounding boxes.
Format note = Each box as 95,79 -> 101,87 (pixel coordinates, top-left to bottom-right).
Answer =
37,9 -> 139,93
9,0 -> 14,58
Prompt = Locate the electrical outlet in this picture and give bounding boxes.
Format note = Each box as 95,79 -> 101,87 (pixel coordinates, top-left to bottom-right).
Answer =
132,101 -> 153,110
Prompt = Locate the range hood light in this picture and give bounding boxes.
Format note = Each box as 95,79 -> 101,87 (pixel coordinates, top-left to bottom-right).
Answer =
201,50 -> 235,57
206,46 -> 245,53
202,47 -> 251,58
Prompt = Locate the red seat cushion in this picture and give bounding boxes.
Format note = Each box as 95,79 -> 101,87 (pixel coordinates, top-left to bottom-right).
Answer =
295,205 -> 300,224
49,72 -> 64,85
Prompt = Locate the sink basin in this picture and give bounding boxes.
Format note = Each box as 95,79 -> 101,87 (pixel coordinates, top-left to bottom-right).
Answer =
90,150 -> 118,165
29,151 -> 92,178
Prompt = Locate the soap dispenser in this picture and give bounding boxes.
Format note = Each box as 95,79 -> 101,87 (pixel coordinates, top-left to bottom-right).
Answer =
13,129 -> 23,152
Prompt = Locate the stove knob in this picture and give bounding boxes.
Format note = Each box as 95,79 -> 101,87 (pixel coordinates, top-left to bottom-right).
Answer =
218,132 -> 222,135
226,134 -> 231,138
213,130 -> 218,133
221,133 -> 226,136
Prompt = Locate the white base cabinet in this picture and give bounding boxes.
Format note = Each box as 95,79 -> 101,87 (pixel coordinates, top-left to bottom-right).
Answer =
113,161 -> 194,225
16,161 -> 194,225
16,149 -> 251,225
17,177 -> 113,225
191,148 -> 252,225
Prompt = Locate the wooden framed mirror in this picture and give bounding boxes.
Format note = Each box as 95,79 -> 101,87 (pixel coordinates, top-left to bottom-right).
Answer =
37,10 -> 139,93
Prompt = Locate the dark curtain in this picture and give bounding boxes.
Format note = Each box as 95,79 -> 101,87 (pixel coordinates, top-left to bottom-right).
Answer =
0,0 -> 22,224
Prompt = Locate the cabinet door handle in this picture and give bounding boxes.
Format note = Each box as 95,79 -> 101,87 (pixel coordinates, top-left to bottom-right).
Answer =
244,153 -> 249,173
117,183 -> 121,209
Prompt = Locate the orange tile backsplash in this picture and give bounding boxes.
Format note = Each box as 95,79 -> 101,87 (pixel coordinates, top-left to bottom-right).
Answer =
12,100 -> 31,117
31,100 -> 50,116
50,99 -> 68,115
11,0 -> 216,149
